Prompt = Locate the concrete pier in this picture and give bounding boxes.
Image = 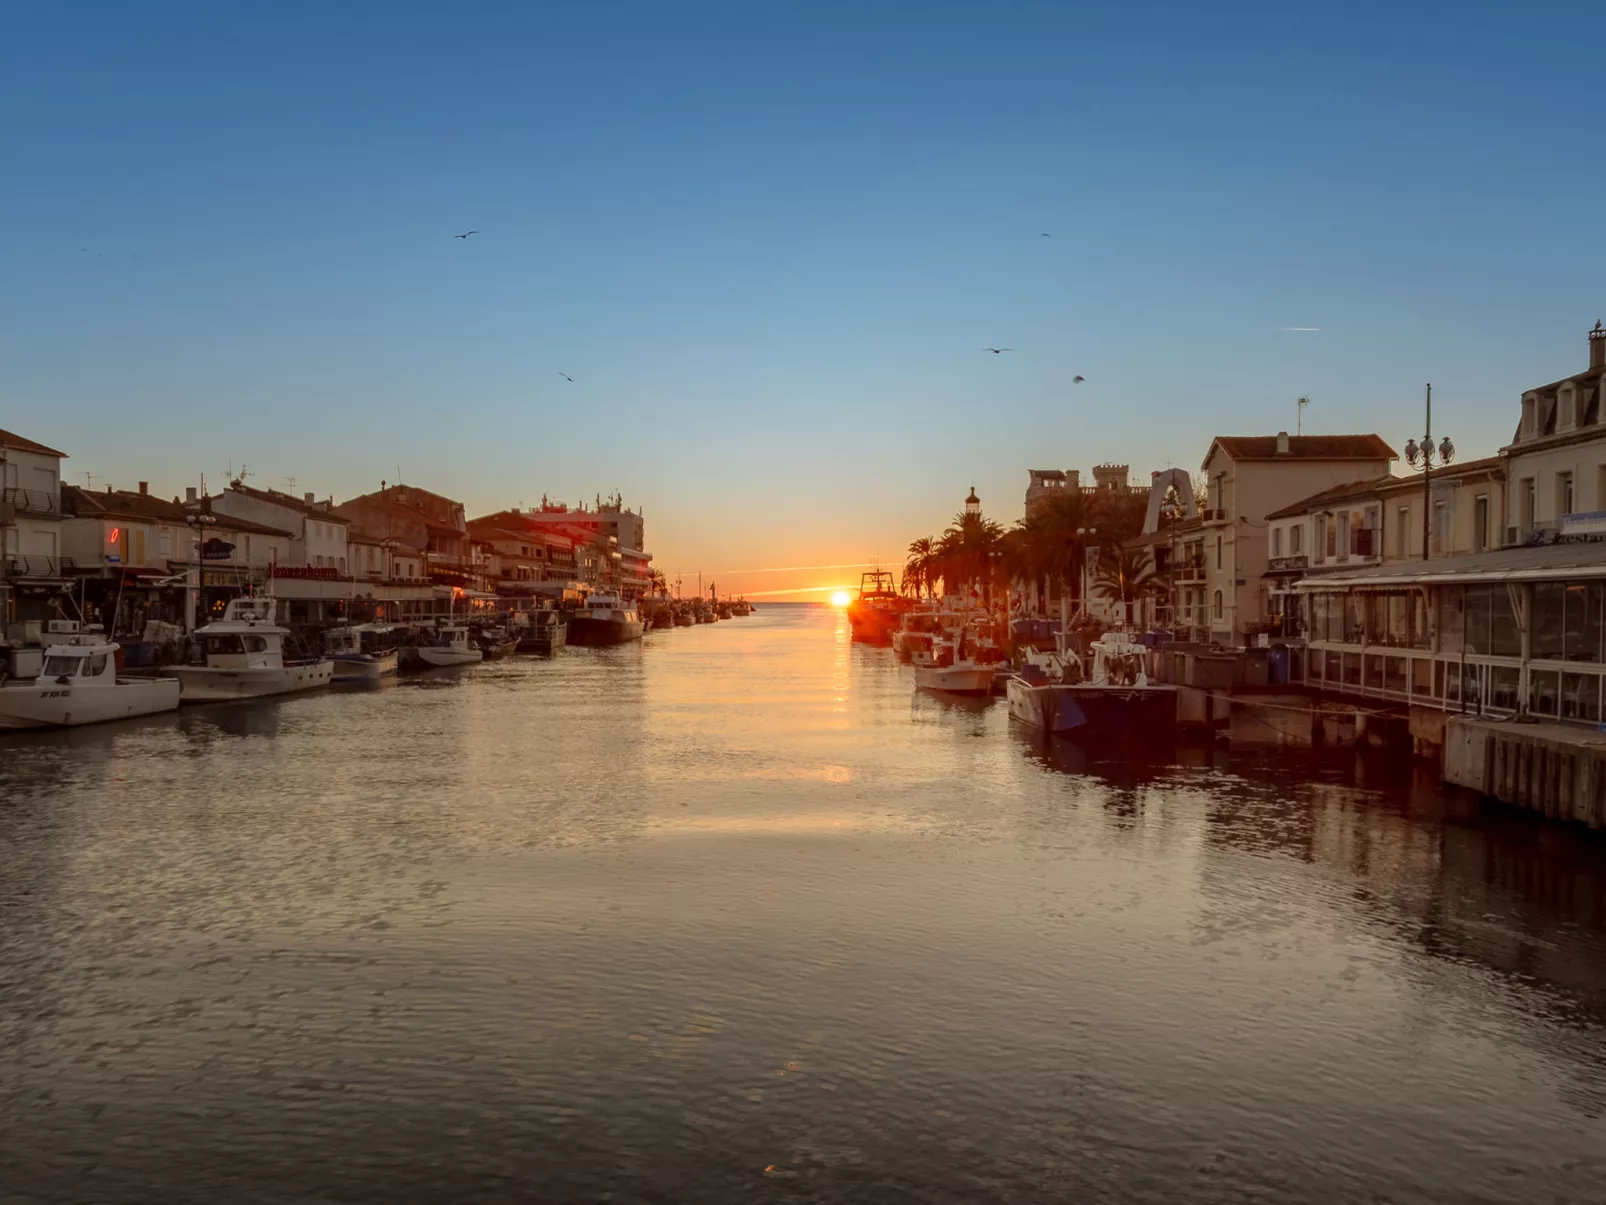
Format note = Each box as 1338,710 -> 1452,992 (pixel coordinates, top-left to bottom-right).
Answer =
1444,716 -> 1606,829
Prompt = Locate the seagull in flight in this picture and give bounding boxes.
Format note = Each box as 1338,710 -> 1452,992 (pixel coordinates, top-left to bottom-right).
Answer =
1041,233 -> 1052,238
557,372 -> 573,382
1072,375 -> 1086,384
982,348 -> 1014,354
454,230 -> 478,239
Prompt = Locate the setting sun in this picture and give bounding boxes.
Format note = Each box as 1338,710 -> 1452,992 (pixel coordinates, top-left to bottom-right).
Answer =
830,590 -> 851,608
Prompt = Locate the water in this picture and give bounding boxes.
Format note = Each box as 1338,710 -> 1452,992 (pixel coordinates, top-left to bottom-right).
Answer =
3,604 -> 1606,1203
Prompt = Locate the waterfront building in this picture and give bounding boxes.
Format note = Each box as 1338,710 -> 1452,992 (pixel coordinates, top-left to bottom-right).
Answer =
0,428 -> 67,625
472,494 -> 652,598
1197,433 -> 1397,646
59,483 -> 191,638
1297,324 -> 1606,727
335,484 -> 470,595
204,481 -> 353,625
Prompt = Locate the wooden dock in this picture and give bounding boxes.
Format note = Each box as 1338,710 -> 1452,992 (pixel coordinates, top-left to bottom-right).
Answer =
1444,716 -> 1606,829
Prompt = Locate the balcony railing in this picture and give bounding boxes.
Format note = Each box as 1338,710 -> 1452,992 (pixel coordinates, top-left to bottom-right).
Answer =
4,554 -> 72,579
1,487 -> 61,517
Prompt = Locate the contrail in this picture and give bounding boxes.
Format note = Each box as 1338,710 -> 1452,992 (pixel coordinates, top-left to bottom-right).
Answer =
687,560 -> 884,575
738,585 -> 852,598
1280,327 -> 1320,332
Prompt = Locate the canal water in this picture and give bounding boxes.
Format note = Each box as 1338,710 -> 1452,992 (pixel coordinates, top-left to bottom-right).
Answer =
3,604 -> 1605,1203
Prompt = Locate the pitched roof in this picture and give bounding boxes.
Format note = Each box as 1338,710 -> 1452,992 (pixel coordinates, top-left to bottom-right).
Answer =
338,495 -> 461,535
1206,434 -> 1397,464
1264,455 -> 1505,520
0,427 -> 67,458
193,497 -> 296,537
62,484 -> 189,523
224,481 -> 349,523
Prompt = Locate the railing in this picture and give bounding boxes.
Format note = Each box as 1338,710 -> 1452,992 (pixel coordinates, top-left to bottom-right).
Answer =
1200,507 -> 1228,523
2,487 -> 60,517
4,554 -> 72,578
1174,564 -> 1206,582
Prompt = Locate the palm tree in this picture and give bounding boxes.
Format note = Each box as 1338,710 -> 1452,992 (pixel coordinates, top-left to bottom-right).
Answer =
1093,543 -> 1161,626
936,511 -> 1003,604
903,536 -> 936,598
1008,489 -> 1091,614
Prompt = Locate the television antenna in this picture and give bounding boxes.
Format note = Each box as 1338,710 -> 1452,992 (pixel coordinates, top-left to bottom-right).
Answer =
1297,396 -> 1311,435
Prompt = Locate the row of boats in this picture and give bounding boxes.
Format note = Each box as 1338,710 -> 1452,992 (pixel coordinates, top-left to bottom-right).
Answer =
857,572 -> 1178,742
0,591 -> 755,731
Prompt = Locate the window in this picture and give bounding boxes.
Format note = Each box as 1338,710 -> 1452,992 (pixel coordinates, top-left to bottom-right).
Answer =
1432,501 -> 1447,554
1558,471 -> 1575,518
1215,536 -> 1222,571
1396,506 -> 1409,558
244,635 -> 269,654
1522,479 -> 1536,531
1474,495 -> 1489,551
42,655 -> 82,676
158,527 -> 173,556
1272,527 -> 1282,558
1314,515 -> 1327,562
1291,524 -> 1303,555
1213,590 -> 1223,620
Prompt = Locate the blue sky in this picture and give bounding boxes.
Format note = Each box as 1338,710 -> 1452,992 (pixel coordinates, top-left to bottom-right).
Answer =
4,1 -> 1600,597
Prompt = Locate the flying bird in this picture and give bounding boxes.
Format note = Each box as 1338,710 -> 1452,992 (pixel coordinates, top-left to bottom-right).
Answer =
1072,375 -> 1086,384
982,348 -> 1014,354
1041,232 -> 1052,238
557,372 -> 573,382
454,230 -> 478,239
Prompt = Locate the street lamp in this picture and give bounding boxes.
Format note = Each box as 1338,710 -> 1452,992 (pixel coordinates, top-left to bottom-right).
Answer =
1075,527 -> 1097,615
1401,384 -> 1454,561
185,512 -> 216,631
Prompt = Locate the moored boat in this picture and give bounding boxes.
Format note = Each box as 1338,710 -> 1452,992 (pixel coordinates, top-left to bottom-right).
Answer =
567,594 -> 644,646
515,608 -> 567,654
0,626 -> 181,728
325,624 -> 400,681
846,570 -> 912,645
912,631 -> 996,696
162,597 -> 333,702
416,623 -> 481,668
1006,630 -> 1176,739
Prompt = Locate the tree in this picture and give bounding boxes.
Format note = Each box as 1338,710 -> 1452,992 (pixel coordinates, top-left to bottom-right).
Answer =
1093,543 -> 1161,626
1007,489 -> 1092,614
903,537 -> 936,598
935,511 -> 1003,603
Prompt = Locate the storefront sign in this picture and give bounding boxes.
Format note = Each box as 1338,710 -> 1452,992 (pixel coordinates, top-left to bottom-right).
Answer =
201,538 -> 236,561
1559,511 -> 1606,539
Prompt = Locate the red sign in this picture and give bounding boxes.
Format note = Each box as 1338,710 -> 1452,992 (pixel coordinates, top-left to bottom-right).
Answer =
271,566 -> 342,580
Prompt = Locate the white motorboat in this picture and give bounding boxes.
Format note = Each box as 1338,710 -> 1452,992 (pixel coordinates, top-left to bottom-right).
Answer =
0,626 -> 180,729
161,597 -> 334,702
416,623 -> 481,667
325,624 -> 400,681
912,632 -> 995,696
567,594 -> 644,646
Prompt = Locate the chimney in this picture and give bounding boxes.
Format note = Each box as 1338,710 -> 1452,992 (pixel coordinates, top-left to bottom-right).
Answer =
1276,430 -> 1291,454
304,492 -> 316,505
138,481 -> 148,496
1591,320 -> 1605,372
186,486 -> 198,504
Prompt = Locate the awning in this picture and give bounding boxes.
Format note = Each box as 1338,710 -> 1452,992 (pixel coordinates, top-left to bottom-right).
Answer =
1294,542 -> 1606,589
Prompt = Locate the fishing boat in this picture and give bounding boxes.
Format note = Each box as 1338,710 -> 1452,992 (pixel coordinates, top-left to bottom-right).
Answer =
892,606 -> 962,663
325,624 -> 400,681
672,605 -> 695,628
1006,629 -> 1176,739
846,570 -> 912,644
0,625 -> 181,728
476,624 -> 519,660
162,597 -> 333,701
566,594 -> 644,646
912,631 -> 996,696
515,608 -> 567,654
416,623 -> 481,668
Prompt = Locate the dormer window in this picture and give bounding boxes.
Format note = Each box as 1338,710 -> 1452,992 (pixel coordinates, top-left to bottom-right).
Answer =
1542,396 -> 1558,435
1560,385 -> 1577,432
1522,395 -> 1536,439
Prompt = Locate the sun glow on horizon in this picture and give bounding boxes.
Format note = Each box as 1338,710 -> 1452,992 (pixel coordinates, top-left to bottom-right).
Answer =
830,590 -> 852,608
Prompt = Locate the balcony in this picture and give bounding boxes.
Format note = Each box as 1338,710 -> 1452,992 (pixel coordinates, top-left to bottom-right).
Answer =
4,554 -> 72,579
1174,564 -> 1206,583
1,487 -> 61,518
1200,507 -> 1229,524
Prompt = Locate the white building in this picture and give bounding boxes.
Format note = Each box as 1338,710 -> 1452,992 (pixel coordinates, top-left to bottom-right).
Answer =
0,427 -> 67,624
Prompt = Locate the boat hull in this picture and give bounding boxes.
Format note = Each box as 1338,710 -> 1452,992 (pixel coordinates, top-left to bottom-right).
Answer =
416,647 -> 481,668
567,617 -> 644,646
0,678 -> 181,729
914,665 -> 995,696
162,660 -> 334,702
516,624 -> 567,654
330,651 -> 399,681
1006,677 -> 1177,740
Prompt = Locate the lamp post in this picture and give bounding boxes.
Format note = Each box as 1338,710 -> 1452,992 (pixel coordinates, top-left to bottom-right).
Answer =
1402,384 -> 1455,562
1075,527 -> 1097,616
185,512 -> 216,632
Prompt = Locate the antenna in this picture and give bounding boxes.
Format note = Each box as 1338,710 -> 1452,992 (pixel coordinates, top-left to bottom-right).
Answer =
283,476 -> 296,493
236,463 -> 251,484
1297,396 -> 1311,435
83,471 -> 94,489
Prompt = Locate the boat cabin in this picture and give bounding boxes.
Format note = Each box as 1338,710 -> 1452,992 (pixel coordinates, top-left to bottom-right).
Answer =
38,642 -> 119,685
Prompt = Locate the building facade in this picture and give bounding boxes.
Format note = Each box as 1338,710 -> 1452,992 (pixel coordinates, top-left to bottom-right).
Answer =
0,428 -> 68,624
